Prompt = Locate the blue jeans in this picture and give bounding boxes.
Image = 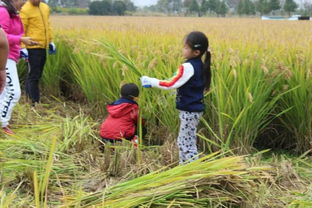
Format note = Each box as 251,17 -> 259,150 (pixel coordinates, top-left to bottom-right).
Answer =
25,48 -> 46,103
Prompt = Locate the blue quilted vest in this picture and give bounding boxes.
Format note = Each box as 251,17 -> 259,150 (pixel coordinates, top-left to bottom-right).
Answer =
176,58 -> 205,112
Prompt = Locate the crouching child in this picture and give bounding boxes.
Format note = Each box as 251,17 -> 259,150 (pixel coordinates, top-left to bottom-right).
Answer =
99,83 -> 145,149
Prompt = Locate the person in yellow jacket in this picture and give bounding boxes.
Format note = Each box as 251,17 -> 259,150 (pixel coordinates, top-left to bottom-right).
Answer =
20,0 -> 56,106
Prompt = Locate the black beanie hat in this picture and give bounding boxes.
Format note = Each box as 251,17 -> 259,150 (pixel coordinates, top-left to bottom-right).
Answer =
121,83 -> 139,99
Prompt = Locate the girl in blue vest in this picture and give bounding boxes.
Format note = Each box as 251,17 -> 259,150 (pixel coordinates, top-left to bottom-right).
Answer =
140,31 -> 211,164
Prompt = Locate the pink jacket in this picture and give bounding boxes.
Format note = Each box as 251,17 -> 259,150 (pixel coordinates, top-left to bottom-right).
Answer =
0,7 -> 24,62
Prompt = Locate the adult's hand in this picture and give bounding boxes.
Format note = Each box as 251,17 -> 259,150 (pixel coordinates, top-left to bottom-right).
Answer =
21,37 -> 38,46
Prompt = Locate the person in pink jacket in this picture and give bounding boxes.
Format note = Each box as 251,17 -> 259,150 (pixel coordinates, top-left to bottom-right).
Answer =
0,26 -> 8,93
0,0 -> 37,134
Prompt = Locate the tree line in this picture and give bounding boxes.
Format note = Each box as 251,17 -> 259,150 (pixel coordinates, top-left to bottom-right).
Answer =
88,0 -> 135,15
48,0 -> 312,16
148,0 -> 309,16
48,0 -> 136,15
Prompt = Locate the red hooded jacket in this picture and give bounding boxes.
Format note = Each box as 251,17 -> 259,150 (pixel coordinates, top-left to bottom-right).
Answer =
100,98 -> 139,140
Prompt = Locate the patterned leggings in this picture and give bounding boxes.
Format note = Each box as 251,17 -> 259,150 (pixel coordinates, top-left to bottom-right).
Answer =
177,110 -> 203,164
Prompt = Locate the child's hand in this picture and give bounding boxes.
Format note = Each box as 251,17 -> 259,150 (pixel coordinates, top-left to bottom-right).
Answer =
140,76 -> 153,88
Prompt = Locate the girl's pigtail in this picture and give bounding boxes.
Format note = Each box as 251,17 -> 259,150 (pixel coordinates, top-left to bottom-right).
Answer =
203,49 -> 211,91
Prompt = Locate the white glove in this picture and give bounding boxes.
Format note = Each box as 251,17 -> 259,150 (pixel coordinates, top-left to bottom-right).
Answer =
140,76 -> 158,88
48,42 -> 56,54
20,48 -> 28,60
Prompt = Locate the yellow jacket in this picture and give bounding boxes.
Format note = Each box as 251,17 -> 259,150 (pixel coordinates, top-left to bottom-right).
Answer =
20,1 -> 53,49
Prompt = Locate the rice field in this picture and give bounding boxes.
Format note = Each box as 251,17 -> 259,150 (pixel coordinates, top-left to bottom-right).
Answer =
1,16 -> 312,207
47,16 -> 312,152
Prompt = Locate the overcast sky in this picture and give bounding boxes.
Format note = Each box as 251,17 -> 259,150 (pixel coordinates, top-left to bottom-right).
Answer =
132,0 -> 158,7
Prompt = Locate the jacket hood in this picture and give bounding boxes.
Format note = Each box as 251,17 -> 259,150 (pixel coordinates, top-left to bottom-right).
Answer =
107,98 -> 137,118
0,1 -> 19,15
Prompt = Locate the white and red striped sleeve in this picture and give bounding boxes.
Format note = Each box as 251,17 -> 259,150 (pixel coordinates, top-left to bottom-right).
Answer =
151,63 -> 194,90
